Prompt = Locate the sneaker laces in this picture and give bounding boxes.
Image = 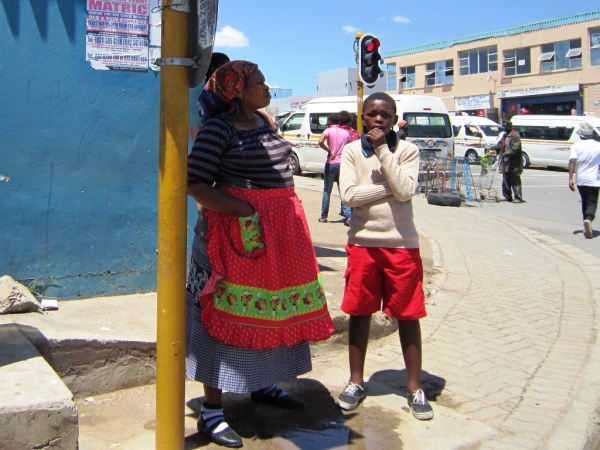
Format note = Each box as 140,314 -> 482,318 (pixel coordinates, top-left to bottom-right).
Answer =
411,389 -> 427,405
343,383 -> 363,395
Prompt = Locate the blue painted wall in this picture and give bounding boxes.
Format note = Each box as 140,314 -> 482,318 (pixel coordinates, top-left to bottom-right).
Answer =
0,0 -> 200,299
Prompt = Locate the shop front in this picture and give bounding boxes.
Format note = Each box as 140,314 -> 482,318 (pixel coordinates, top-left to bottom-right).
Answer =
454,94 -> 500,123
497,84 -> 582,120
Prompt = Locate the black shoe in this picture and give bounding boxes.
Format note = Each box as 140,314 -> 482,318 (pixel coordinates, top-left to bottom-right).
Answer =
336,382 -> 366,411
250,389 -> 304,409
502,197 -> 513,202
197,417 -> 243,448
407,389 -> 434,420
318,217 -> 328,223
513,198 -> 525,203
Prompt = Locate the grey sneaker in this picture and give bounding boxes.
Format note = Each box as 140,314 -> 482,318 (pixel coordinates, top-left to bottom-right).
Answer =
336,382 -> 366,411
407,389 -> 434,420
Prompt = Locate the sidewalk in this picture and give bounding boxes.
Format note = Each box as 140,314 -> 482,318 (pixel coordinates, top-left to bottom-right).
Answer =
3,179 -> 600,449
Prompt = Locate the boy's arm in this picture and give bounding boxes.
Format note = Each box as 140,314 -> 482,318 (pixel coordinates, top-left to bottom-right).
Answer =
375,143 -> 420,202
340,146 -> 393,207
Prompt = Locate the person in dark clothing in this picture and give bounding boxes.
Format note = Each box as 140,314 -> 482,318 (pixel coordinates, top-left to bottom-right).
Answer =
397,120 -> 409,141
492,121 -> 524,203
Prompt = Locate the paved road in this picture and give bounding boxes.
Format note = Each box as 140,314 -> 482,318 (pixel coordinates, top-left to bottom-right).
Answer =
469,166 -> 600,258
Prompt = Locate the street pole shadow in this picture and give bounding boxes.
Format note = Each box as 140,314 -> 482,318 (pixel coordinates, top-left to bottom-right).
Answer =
366,369 -> 445,402
184,378 -> 402,449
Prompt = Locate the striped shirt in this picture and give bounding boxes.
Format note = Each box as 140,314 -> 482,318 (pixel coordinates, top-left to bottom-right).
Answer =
188,115 -> 294,189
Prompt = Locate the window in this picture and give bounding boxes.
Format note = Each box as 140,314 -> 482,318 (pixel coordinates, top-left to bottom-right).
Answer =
479,125 -> 502,137
425,60 -> 454,86
281,113 -> 304,132
458,46 -> 498,75
399,66 -> 415,89
540,39 -> 582,72
387,63 -> 397,91
591,28 -> 600,66
403,113 -> 452,138
309,113 -> 330,134
503,47 -> 531,76
465,125 -> 482,138
518,126 -> 575,141
452,125 -> 461,136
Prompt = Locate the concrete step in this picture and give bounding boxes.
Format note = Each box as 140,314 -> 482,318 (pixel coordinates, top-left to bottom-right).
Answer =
0,323 -> 78,450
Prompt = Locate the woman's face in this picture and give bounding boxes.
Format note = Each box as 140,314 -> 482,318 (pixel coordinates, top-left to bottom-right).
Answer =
240,69 -> 271,110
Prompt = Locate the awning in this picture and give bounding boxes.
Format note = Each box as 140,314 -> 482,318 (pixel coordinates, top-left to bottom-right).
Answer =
538,51 -> 555,61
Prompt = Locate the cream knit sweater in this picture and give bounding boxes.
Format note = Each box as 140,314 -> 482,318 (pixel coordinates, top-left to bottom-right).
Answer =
339,139 -> 420,248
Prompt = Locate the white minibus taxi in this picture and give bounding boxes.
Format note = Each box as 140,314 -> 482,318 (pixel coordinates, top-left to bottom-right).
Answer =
278,94 -> 454,174
450,115 -> 502,164
510,115 -> 600,169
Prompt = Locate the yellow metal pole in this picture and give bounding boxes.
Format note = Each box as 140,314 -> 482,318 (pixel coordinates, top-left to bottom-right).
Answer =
355,32 -> 364,135
156,1 -> 189,449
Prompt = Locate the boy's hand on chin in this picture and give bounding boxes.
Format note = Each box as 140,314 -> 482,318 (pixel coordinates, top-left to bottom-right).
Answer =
366,128 -> 386,149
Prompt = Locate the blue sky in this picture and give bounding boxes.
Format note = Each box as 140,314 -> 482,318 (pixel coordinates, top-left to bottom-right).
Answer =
213,1 -> 598,96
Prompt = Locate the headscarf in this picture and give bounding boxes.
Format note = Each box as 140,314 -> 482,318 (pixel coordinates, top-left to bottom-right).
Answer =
398,120 -> 408,130
199,60 -> 258,122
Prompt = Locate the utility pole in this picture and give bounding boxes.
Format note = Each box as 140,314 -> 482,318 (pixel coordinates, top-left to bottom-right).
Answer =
156,1 -> 190,448
355,32 -> 364,135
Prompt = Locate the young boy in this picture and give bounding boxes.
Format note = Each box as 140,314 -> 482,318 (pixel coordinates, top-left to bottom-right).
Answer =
337,92 -> 433,420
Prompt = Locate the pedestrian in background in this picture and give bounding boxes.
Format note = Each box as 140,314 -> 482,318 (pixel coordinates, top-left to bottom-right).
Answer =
318,113 -> 352,225
492,120 -> 524,203
339,110 -> 360,142
397,119 -> 409,141
568,123 -> 600,239
337,92 -> 434,421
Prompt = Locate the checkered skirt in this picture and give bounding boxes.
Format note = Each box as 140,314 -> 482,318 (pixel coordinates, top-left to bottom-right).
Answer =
185,237 -> 312,393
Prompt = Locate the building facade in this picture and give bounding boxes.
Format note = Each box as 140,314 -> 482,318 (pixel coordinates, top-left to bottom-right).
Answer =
384,10 -> 600,123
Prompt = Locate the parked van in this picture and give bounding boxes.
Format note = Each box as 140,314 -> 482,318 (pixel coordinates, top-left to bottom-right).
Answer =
279,94 -> 454,174
510,115 -> 600,169
450,115 -> 502,164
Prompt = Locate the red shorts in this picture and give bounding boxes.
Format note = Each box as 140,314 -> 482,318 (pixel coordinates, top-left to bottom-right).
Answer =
342,245 -> 426,321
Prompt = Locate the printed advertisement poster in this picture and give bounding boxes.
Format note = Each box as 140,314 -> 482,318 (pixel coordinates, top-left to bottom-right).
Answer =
86,0 -> 150,71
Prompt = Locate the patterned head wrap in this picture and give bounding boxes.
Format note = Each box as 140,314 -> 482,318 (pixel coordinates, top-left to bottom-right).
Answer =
398,120 -> 408,129
199,60 -> 258,122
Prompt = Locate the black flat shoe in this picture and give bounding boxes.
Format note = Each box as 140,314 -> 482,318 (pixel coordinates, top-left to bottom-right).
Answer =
250,389 -> 304,410
197,417 -> 243,448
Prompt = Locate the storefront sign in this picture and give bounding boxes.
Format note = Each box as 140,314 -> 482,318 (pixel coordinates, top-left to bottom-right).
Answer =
496,84 -> 580,99
455,94 -> 491,111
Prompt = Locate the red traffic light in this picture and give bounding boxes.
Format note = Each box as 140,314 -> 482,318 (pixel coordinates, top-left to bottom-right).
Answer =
365,38 -> 380,52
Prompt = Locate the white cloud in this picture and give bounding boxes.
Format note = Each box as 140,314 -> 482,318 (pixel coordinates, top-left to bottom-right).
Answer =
392,15 -> 411,24
215,26 -> 249,48
342,25 -> 358,34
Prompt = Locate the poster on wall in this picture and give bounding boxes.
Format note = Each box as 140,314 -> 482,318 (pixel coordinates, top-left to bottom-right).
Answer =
85,0 -> 150,71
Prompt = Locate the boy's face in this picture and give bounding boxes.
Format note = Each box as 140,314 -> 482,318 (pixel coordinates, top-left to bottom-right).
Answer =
363,100 -> 398,134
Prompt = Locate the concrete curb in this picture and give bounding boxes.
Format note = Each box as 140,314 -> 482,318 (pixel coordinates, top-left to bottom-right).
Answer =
0,324 -> 78,450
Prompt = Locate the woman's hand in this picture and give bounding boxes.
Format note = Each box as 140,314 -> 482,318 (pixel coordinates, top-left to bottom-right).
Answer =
365,128 -> 386,149
236,202 -> 256,217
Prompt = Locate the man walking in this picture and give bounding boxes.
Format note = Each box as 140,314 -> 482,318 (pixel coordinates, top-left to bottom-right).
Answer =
569,123 -> 600,239
492,120 -> 524,203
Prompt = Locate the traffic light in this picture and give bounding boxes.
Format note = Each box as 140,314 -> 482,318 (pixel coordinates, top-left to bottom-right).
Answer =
358,33 -> 383,85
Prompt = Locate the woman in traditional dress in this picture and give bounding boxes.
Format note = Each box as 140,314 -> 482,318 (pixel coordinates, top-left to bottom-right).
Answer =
186,60 -> 334,448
